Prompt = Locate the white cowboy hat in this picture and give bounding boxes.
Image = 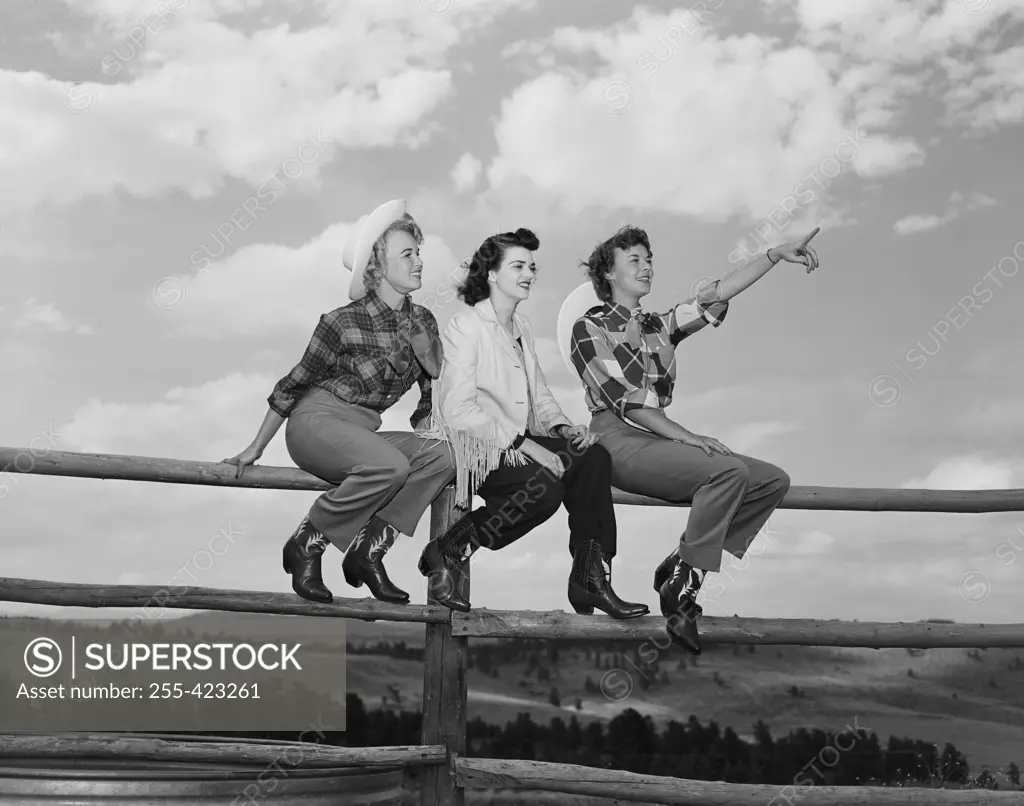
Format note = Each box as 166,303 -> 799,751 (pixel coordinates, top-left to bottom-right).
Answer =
342,199 -> 407,301
556,281 -> 604,376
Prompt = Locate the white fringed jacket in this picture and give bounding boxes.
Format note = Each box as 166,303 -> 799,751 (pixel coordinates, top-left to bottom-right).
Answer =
417,298 -> 573,507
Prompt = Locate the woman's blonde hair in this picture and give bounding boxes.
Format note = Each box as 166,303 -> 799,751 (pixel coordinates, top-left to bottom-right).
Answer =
363,214 -> 424,293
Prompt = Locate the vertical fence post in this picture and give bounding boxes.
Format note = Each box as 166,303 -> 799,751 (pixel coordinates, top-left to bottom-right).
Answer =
420,486 -> 468,806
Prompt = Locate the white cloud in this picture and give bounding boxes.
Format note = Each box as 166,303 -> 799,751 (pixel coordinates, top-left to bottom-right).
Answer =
894,190 -> 997,234
482,3 -> 1022,226
483,9 -> 925,226
0,0 -> 531,216
902,455 -> 1019,490
894,214 -> 945,235
4,298 -> 93,334
724,420 -> 801,454
153,221 -> 464,338
451,153 -> 483,193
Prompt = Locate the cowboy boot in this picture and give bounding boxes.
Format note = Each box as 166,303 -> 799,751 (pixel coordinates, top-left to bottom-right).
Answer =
653,547 -> 678,592
282,515 -> 333,604
659,556 -> 706,655
417,515 -> 477,612
568,541 -> 649,619
342,517 -> 410,605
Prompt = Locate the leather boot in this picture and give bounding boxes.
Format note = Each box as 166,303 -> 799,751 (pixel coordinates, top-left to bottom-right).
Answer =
568,541 -> 649,619
282,515 -> 333,604
659,556 -> 706,655
342,517 -> 410,604
653,547 -> 678,592
417,515 -> 477,612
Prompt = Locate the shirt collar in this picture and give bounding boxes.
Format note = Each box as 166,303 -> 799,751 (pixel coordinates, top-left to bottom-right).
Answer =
363,291 -> 414,327
594,301 -> 644,330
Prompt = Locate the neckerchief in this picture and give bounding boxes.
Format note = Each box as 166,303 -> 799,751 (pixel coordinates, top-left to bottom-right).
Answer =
389,310 -> 442,379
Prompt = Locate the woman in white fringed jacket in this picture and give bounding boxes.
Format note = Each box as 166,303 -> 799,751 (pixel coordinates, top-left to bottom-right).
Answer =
416,228 -> 648,620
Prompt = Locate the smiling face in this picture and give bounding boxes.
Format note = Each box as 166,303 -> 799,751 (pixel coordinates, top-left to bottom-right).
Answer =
489,245 -> 537,302
607,243 -> 653,302
381,229 -> 423,295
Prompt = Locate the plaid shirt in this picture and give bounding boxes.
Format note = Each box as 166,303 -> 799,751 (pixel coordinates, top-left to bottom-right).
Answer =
268,292 -> 438,428
569,290 -> 729,417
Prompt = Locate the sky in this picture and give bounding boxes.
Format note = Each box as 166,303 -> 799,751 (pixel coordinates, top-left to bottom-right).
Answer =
1,0 -> 1023,626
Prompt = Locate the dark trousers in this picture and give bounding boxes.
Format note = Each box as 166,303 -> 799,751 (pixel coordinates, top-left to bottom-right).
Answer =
466,435 -> 617,558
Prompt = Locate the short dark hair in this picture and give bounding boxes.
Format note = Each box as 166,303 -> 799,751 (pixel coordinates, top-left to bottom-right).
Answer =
457,228 -> 541,306
579,226 -> 652,302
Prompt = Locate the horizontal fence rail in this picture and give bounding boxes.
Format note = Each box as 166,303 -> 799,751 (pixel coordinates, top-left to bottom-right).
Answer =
452,609 -> 1024,648
0,733 -> 445,768
4,447 -> 1024,512
4,577 -> 1023,649
0,578 -> 451,624
456,758 -> 1024,804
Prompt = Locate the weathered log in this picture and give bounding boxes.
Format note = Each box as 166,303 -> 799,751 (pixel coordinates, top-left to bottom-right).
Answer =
0,733 -> 444,767
456,757 -> 1024,804
452,609 -> 1024,648
4,447 -> 1024,511
0,578 -> 450,624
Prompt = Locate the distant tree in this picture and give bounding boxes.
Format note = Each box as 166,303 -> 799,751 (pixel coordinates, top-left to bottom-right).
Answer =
549,687 -> 561,707
1008,762 -> 1020,787
574,697 -> 583,711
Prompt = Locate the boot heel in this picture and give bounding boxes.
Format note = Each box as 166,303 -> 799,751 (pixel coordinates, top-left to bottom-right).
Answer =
282,550 -> 292,575
343,568 -> 364,589
571,602 -> 595,615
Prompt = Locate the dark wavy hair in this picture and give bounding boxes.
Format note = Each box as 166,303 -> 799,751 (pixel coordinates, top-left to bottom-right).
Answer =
457,228 -> 541,306
579,226 -> 652,302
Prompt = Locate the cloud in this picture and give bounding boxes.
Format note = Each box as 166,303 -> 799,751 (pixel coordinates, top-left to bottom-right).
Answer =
902,455 -> 1019,490
152,221 -> 464,338
894,190 -> 997,235
482,8 -> 924,227
481,3 -> 1023,229
451,153 -> 483,193
0,0 -> 531,216
723,420 -> 802,454
4,298 -> 94,335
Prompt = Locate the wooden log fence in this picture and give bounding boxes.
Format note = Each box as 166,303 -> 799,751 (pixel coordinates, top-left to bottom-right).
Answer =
2,445 -> 1024,805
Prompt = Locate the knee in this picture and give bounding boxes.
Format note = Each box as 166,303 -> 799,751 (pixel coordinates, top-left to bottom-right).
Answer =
774,466 -> 791,495
576,443 -> 611,470
530,478 -> 565,517
381,455 -> 411,487
718,457 -> 751,486
419,440 -> 456,472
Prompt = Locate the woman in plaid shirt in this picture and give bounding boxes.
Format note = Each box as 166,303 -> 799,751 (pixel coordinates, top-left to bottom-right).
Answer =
224,201 -> 456,606
416,229 -> 648,619
566,225 -> 820,654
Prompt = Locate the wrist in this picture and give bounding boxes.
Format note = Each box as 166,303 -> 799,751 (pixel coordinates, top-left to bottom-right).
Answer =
766,247 -> 779,265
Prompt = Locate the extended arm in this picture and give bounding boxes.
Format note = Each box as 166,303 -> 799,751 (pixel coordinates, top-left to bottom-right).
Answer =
224,313 -> 341,475
701,228 -> 821,304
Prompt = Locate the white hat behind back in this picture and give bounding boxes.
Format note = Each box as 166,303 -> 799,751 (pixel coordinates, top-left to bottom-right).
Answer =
342,199 -> 407,301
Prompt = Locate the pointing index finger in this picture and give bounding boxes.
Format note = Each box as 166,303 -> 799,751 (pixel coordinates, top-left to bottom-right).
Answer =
800,227 -> 821,247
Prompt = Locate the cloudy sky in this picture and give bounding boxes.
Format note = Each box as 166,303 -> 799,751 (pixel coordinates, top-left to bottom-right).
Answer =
1,0 -> 1023,627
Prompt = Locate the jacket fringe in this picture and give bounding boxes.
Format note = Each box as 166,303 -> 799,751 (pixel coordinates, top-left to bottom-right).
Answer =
418,414 -> 526,509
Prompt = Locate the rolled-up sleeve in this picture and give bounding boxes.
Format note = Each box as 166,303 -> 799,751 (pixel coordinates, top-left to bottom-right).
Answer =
667,280 -> 730,345
267,314 -> 340,417
570,317 -> 660,416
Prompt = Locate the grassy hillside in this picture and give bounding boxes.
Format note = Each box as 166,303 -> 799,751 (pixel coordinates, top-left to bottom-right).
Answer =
4,611 -> 1021,778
